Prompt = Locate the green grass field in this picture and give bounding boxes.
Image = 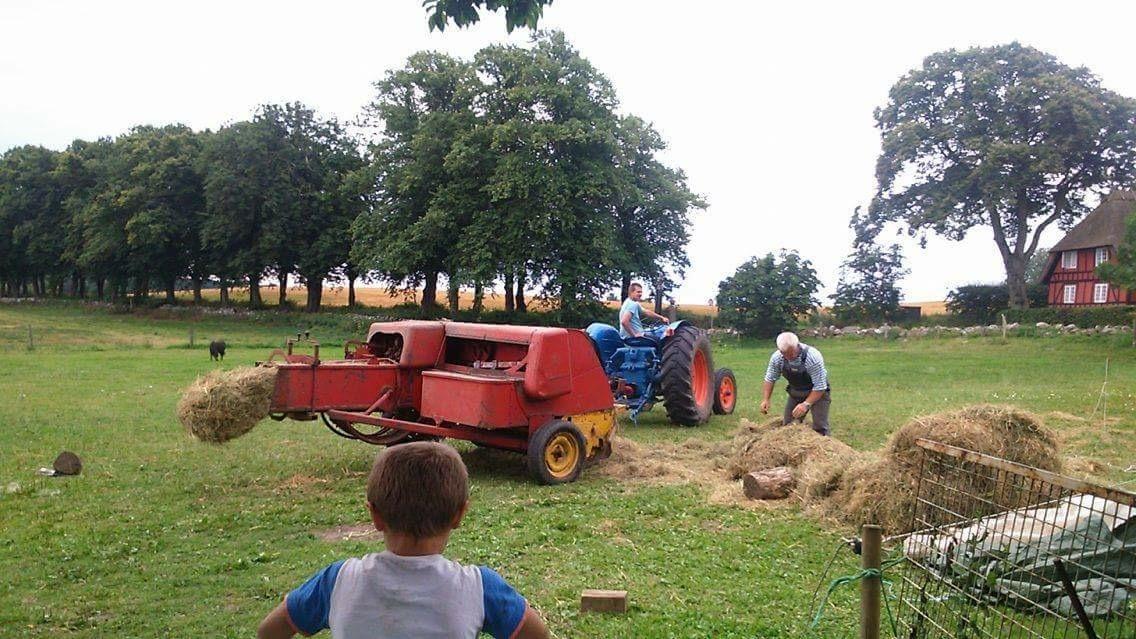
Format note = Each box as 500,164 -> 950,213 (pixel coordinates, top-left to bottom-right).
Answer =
0,302 -> 1133,638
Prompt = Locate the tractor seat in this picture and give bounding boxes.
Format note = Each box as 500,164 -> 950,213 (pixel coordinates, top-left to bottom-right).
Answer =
622,336 -> 659,347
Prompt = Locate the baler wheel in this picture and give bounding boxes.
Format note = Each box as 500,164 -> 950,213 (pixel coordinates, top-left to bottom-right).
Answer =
712,367 -> 737,415
660,324 -> 714,426
527,420 -> 585,485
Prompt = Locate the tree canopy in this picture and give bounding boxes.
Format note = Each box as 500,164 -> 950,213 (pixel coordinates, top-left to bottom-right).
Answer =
866,42 -> 1136,309
831,242 -> 908,325
716,250 -> 821,338
423,0 -> 552,32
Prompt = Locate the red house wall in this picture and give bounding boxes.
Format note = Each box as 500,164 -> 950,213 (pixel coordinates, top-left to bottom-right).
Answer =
1046,247 -> 1136,306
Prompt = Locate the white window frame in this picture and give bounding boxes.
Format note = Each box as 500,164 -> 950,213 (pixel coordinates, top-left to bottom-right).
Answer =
1094,283 -> 1109,304
1063,284 -> 1077,304
1062,251 -> 1078,269
1095,247 -> 1109,267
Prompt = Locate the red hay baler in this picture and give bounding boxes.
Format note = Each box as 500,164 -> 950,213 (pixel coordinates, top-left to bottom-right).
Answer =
265,321 -> 616,484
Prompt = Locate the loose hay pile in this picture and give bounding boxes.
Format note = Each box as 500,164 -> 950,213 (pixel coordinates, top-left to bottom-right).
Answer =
612,405 -> 1064,534
176,365 -> 278,444
832,405 -> 1062,533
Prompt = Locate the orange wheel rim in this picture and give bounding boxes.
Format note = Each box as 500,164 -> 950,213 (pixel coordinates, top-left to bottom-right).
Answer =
718,376 -> 736,412
544,432 -> 580,479
692,350 -> 710,406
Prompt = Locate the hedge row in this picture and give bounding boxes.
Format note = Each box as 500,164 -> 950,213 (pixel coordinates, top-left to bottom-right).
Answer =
1002,305 -> 1136,328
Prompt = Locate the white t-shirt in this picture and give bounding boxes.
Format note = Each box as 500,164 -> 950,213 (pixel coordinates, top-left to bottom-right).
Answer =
285,551 -> 527,638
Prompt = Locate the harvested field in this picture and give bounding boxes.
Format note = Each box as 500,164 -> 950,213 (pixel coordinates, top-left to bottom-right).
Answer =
176,365 -> 278,443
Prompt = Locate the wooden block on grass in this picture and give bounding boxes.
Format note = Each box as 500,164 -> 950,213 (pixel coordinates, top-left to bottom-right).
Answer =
742,466 -> 795,500
580,589 -> 628,613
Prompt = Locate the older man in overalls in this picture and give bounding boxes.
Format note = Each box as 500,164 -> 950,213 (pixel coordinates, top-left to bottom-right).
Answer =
759,331 -> 831,435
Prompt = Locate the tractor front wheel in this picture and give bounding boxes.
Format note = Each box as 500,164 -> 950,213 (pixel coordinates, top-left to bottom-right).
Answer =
713,368 -> 738,415
660,324 -> 714,426
527,420 -> 586,485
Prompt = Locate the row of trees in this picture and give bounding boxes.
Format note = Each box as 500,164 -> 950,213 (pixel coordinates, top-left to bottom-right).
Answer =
0,32 -> 702,313
0,105 -> 361,311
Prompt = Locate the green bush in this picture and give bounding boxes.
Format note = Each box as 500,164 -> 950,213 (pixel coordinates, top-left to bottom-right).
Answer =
1003,306 -> 1135,328
946,284 -> 1047,324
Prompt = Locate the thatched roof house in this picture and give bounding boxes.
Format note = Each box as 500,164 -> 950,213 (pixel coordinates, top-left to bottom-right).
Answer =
1041,191 -> 1136,306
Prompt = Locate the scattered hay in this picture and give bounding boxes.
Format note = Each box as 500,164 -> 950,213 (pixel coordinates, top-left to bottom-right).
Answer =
597,405 -> 1069,535
598,436 -> 731,485
176,365 -> 278,444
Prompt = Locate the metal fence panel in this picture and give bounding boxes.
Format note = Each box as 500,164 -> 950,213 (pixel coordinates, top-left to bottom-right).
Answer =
892,439 -> 1136,639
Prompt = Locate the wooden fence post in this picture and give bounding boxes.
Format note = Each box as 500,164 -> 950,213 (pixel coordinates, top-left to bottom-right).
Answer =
1001,313 -> 1008,341
861,524 -> 882,639
189,326 -> 195,348
27,325 -> 34,351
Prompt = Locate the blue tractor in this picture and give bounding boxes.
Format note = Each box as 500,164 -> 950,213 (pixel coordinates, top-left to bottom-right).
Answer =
586,321 -> 737,426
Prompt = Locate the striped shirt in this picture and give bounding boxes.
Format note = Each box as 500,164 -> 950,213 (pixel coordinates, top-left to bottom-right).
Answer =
764,344 -> 829,391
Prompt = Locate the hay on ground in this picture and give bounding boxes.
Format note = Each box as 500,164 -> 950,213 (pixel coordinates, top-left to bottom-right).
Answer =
177,365 -> 278,444
726,419 -> 863,499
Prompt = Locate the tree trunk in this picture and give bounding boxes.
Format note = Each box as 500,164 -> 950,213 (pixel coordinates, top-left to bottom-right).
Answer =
347,275 -> 356,308
219,279 -> 230,306
621,273 -> 631,301
71,272 -> 81,298
447,279 -> 460,314
1004,254 -> 1030,309
472,282 -> 484,314
305,278 -> 323,312
192,276 -> 202,304
278,271 -> 289,306
515,274 -> 526,313
96,278 -> 105,300
32,277 -> 42,297
422,271 -> 438,308
654,290 -> 665,315
248,274 -> 262,308
165,277 -> 176,304
504,273 -> 515,312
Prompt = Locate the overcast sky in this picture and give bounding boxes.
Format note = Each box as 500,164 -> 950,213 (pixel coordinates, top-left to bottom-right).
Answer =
3,0 -> 1136,304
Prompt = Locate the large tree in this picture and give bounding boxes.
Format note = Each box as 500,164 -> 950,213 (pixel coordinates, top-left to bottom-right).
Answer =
0,146 -> 65,297
716,250 -> 821,338
610,115 -> 704,312
830,242 -> 908,325
352,52 -> 480,309
868,42 -> 1136,308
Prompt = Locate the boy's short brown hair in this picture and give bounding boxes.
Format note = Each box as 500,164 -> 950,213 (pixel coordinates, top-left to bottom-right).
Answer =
366,442 -> 469,538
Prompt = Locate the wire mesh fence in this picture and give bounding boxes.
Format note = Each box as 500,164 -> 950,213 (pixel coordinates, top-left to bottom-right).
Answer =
891,439 -> 1136,639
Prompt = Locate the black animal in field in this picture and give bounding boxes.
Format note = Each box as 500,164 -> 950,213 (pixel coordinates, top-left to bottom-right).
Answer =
209,340 -> 226,361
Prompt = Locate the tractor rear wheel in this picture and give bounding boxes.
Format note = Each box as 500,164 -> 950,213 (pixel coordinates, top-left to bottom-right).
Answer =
527,420 -> 586,485
660,324 -> 714,426
713,367 -> 738,415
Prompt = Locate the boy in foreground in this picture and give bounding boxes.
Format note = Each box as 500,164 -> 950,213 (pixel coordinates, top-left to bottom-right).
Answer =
257,442 -> 550,639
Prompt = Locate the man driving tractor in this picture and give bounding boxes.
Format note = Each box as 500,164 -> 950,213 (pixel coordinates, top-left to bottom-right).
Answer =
619,282 -> 670,341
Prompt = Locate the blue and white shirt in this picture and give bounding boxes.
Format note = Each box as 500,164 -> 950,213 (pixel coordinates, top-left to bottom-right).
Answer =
619,298 -> 644,339
763,344 -> 829,391
284,551 -> 528,639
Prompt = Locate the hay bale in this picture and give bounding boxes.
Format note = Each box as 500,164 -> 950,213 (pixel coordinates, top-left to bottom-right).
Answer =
177,365 -> 278,444
835,405 -> 1062,534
